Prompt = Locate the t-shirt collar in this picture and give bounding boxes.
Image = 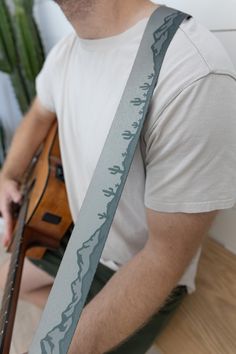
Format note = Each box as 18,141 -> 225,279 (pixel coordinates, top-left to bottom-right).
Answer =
77,17 -> 149,51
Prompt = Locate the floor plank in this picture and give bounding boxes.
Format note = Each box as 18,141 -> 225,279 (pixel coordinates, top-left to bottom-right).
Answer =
156,236 -> 236,354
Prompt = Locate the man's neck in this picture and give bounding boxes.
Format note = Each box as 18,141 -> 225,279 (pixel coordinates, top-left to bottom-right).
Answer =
58,0 -> 159,39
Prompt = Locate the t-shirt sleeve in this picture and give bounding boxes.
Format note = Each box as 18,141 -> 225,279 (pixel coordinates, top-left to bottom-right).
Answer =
36,47 -> 57,113
35,33 -> 74,113
144,73 -> 236,213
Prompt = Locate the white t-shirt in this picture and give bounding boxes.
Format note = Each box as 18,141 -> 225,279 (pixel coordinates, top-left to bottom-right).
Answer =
36,14 -> 236,293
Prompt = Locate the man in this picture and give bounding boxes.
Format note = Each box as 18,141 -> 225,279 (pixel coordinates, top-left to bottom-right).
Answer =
0,0 -> 236,353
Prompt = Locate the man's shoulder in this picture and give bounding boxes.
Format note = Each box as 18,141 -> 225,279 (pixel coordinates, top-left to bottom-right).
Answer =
44,32 -> 78,67
179,17 -> 236,77
147,17 -> 236,125
159,16 -> 236,86
159,16 -> 236,88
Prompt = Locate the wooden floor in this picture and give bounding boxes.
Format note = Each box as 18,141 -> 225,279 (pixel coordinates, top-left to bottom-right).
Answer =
0,236 -> 236,354
156,237 -> 236,354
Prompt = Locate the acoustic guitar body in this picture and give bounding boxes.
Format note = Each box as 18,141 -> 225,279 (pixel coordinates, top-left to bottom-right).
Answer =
22,121 -> 72,258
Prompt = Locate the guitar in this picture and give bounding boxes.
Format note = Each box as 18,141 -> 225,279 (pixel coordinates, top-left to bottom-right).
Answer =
0,121 -> 72,354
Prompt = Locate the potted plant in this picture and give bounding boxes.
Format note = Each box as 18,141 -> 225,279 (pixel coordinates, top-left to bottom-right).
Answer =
0,0 -> 45,165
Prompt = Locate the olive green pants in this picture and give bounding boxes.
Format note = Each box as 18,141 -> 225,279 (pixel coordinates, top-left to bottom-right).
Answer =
30,242 -> 187,354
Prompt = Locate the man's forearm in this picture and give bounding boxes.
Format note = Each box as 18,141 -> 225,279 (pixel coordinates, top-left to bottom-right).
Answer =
1,98 -> 55,182
67,206 -> 217,354
68,243 -> 186,354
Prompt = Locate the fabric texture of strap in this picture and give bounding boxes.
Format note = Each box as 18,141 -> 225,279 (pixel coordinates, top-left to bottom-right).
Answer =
29,6 -> 189,354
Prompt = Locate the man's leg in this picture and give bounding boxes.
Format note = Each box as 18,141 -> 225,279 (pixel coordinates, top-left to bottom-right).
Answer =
0,258 -> 54,308
0,231 -> 70,308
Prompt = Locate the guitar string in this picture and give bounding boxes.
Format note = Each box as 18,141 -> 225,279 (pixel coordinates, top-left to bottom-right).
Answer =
0,125 -> 56,345
0,218 -> 24,310
0,200 -> 28,338
0,231 -> 24,332
1,160 -> 48,332
0,235 -> 25,340
0,213 -> 26,309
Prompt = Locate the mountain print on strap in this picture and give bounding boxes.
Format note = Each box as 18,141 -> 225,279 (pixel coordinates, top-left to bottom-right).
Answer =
29,6 -> 189,354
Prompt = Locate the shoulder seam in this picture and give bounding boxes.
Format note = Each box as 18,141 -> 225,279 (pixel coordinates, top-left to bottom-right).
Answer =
179,25 -> 236,78
179,25 -> 212,72
146,72 -> 236,138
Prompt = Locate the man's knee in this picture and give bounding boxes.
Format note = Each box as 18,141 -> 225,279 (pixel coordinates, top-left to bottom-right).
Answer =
0,260 -> 10,291
0,258 -> 54,296
19,258 -> 54,294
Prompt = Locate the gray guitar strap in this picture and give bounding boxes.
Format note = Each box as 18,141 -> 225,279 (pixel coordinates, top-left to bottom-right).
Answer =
29,6 -> 189,354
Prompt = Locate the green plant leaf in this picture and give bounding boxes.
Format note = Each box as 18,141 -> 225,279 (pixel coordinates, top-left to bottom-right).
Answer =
11,67 -> 31,113
0,0 -> 18,68
14,2 -> 44,82
0,0 -> 45,113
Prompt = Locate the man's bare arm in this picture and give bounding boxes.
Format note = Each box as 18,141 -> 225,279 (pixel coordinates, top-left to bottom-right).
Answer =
0,97 -> 56,182
69,209 -> 217,354
0,97 -> 56,245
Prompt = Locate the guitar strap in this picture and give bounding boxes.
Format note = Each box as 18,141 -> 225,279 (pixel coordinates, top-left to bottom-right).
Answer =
29,6 -> 189,354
